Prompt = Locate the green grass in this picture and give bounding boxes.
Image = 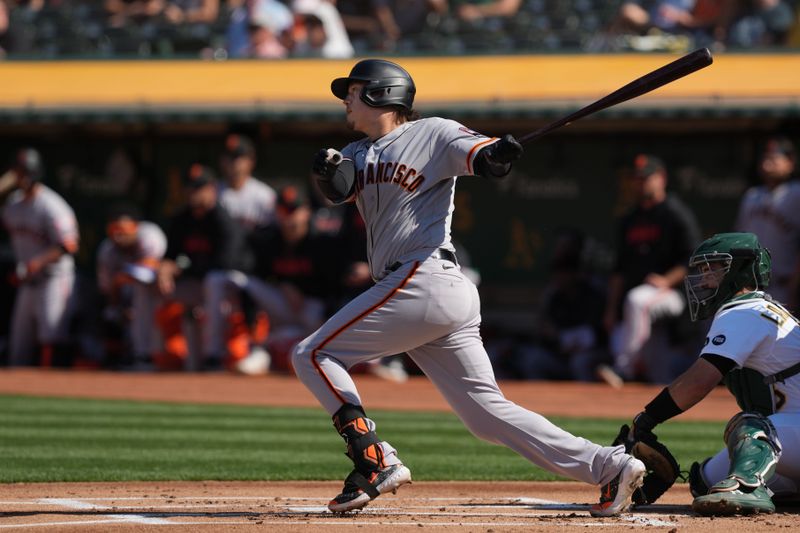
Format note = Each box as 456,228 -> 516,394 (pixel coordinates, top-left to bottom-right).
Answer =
0,395 -> 725,483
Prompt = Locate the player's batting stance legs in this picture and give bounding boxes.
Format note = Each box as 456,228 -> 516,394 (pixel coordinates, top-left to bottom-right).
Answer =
293,258 -> 645,514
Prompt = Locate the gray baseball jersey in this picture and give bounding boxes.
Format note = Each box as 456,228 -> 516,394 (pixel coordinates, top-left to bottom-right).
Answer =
97,221 -> 167,358
292,117 -> 632,487
2,185 -> 78,364
341,118 -> 496,280
96,221 -> 166,293
3,185 -> 78,275
735,182 -> 800,304
218,177 -> 277,230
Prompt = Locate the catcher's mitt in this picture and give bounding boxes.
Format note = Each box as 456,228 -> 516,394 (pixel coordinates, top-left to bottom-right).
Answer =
613,424 -> 681,505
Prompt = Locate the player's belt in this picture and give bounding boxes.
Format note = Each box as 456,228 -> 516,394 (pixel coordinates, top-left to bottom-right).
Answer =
388,248 -> 458,272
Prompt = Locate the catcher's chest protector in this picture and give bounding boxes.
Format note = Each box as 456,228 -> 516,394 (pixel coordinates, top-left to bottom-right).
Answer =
724,368 -> 776,416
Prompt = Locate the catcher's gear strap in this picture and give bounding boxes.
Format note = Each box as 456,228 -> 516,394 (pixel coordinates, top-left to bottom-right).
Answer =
763,360 -> 800,385
723,412 -> 782,489
612,424 -> 680,505
724,367 -> 776,416
317,158 -> 355,204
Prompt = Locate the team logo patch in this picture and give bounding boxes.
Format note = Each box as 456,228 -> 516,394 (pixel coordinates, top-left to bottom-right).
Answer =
458,126 -> 484,137
712,335 -> 726,346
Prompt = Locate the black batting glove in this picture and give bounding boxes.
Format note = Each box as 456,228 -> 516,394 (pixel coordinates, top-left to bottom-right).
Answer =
488,134 -> 523,165
312,149 -> 338,179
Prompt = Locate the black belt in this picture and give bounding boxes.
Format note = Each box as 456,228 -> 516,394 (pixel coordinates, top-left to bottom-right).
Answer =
388,248 -> 458,272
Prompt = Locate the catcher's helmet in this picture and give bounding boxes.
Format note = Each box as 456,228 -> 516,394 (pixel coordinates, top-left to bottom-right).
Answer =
331,59 -> 416,110
684,232 -> 771,321
15,148 -> 43,182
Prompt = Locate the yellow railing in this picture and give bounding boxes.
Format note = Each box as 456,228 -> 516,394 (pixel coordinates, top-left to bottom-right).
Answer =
1,54 -> 798,109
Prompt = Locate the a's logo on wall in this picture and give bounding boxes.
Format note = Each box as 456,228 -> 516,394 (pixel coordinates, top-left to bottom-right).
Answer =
712,335 -> 726,346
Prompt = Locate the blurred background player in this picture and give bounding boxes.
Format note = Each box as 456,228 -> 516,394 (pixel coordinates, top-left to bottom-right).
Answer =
204,133 -> 277,368
735,136 -> 800,313
602,154 -> 701,384
512,228 -> 610,381
96,205 -> 167,370
1,147 -> 79,367
156,163 -> 244,371
236,185 -> 348,374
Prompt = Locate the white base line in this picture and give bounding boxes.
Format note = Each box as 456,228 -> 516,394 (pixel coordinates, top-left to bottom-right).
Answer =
6,495 -> 677,529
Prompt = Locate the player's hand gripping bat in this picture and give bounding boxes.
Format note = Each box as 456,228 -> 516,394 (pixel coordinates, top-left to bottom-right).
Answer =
518,48 -> 713,144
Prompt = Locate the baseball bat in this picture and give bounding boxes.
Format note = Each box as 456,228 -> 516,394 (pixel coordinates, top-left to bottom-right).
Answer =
518,47 -> 713,144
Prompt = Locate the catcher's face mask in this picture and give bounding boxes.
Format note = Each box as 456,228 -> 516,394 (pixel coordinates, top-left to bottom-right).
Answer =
685,253 -> 732,321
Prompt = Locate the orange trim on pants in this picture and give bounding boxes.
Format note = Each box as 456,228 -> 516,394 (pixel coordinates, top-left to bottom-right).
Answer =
310,261 -> 421,404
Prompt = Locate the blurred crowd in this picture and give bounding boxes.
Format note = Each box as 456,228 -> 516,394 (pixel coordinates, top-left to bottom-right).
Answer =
1,132 -> 799,388
1,0 -> 799,59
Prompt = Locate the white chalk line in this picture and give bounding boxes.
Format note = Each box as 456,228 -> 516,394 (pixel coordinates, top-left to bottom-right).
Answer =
2,494 -> 678,529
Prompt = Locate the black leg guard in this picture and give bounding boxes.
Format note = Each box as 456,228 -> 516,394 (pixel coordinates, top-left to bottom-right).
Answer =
332,403 -> 386,473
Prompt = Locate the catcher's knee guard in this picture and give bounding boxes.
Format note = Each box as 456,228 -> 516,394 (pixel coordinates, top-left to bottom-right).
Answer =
722,412 -> 781,490
689,458 -> 712,497
333,403 -> 390,474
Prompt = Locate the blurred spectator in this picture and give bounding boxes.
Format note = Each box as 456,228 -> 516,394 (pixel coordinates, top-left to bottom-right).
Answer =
613,0 -> 735,50
0,1 -> 8,57
727,0 -> 795,47
96,205 -> 166,370
104,0 -> 165,28
156,164 -> 245,371
203,133 -> 277,369
224,0 -> 249,57
453,0 -> 521,23
601,154 -> 701,384
164,0 -> 219,24
247,0 -> 293,57
1,148 -> 79,367
735,136 -> 800,312
336,0 -> 402,51
292,0 -> 355,58
2,0 -> 45,55
514,229 -> 610,381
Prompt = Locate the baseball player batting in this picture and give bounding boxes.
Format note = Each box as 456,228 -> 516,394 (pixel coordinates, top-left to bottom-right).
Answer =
1,148 -> 79,367
292,58 -> 646,516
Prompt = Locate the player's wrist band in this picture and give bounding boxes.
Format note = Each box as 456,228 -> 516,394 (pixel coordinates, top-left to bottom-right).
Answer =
644,387 -> 683,424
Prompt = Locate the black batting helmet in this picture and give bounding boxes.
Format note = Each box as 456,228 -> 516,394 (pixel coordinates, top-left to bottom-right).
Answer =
15,148 -> 44,182
331,59 -> 416,110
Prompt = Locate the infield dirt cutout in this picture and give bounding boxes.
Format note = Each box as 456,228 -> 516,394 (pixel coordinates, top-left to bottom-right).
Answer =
1,369 -> 797,531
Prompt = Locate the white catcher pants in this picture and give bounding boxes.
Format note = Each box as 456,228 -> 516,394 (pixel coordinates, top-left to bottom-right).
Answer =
292,254 -> 630,485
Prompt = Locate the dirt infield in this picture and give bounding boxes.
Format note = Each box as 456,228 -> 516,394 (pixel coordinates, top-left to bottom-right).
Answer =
2,369 -> 795,532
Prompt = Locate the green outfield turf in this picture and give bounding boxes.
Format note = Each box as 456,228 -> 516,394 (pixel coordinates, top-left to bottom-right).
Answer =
0,394 -> 725,483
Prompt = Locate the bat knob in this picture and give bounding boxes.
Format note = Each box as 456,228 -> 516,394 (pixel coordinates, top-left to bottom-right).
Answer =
326,149 -> 343,165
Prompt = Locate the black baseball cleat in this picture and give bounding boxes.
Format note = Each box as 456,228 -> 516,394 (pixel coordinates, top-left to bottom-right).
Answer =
328,464 -> 412,513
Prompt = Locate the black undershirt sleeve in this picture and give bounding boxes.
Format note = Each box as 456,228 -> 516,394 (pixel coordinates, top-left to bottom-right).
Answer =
700,353 -> 737,375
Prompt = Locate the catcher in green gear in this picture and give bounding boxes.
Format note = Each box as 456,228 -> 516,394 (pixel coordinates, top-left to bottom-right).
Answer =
613,232 -> 800,515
